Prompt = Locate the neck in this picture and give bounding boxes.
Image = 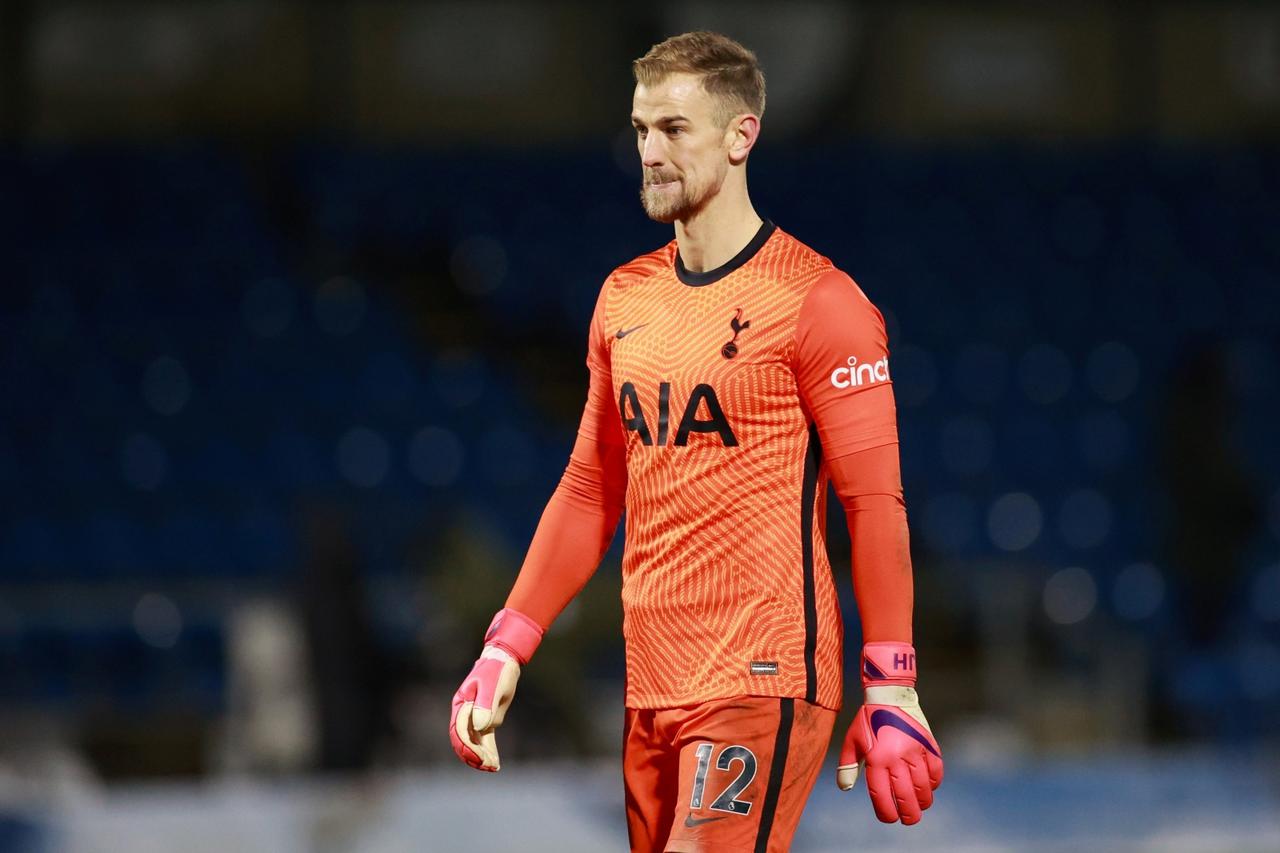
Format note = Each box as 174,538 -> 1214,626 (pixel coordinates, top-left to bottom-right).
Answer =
674,177 -> 761,273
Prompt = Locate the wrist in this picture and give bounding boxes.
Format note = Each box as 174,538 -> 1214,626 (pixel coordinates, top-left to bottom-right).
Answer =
861,641 -> 917,688
480,645 -> 516,664
483,607 -> 545,665
864,685 -> 918,707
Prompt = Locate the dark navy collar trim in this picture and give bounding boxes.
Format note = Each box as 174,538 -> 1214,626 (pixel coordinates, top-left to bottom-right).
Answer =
675,219 -> 776,287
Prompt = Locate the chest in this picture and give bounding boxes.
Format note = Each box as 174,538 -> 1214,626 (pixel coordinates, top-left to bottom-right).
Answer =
606,281 -> 802,447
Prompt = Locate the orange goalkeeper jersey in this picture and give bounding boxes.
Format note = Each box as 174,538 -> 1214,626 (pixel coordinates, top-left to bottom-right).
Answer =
575,221 -> 900,711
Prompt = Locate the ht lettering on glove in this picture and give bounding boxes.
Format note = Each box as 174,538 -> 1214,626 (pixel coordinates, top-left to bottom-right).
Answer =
837,642 -> 944,824
449,607 -> 544,771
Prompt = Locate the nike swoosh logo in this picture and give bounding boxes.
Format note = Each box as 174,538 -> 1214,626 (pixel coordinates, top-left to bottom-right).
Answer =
869,709 -> 940,757
615,324 -> 648,339
684,814 -> 728,828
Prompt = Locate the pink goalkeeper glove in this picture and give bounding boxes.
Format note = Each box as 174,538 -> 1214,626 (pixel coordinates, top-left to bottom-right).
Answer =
449,608 -> 544,771
836,642 -> 944,825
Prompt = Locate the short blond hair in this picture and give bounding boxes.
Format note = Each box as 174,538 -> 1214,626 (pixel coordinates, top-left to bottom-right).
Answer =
633,31 -> 766,127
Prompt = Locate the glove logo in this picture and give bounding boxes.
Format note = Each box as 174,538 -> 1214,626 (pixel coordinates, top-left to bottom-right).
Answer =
869,709 -> 940,757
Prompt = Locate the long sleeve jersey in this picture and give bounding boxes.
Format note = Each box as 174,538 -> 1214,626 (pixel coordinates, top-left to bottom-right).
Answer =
507,220 -> 913,711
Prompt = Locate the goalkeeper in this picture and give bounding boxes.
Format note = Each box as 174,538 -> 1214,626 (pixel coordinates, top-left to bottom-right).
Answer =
450,30 -> 943,852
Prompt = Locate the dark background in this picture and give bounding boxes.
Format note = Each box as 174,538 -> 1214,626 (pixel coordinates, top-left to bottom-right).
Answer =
1,2 -> 1278,850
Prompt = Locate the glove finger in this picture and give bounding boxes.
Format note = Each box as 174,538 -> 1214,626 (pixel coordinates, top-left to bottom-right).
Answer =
449,701 -> 487,770
865,763 -> 899,824
488,661 -> 520,728
447,712 -> 474,767
471,703 -> 495,733
889,761 -> 923,825
905,756 -> 934,811
463,701 -> 502,770
835,760 -> 861,791
837,720 -> 861,764
925,749 -> 945,789
476,729 -> 500,771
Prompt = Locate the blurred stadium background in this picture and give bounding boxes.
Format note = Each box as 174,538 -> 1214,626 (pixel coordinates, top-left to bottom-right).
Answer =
2,2 -> 1279,851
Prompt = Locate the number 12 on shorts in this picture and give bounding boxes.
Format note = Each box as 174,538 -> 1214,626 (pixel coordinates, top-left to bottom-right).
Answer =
690,743 -> 758,815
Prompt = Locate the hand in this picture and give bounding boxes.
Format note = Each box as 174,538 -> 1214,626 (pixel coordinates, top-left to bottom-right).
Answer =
447,608 -> 544,772
450,646 -> 521,771
836,686 -> 944,825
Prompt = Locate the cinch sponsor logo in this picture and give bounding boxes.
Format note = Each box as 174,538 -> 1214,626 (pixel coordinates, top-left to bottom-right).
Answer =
830,355 -> 890,389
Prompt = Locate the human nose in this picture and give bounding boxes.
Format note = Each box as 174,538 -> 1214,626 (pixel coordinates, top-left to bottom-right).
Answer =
640,132 -> 665,169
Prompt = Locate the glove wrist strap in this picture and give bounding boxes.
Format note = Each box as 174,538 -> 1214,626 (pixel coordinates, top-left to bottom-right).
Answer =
483,608 -> 544,665
861,641 -> 917,688
864,685 -> 919,706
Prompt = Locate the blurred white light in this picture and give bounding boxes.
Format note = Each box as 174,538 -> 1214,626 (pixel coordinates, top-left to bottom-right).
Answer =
1017,344 -> 1072,405
939,415 -> 994,477
988,492 -> 1042,551
953,342 -> 1009,404
432,349 -> 486,409
1086,342 -> 1141,403
1252,564 -> 1280,623
892,344 -> 937,408
921,493 -> 978,553
1112,562 -> 1165,621
141,355 -> 191,416
480,427 -> 534,486
242,277 -> 296,338
314,276 -> 367,337
1058,488 -> 1113,549
134,593 -> 183,649
336,427 -> 390,488
451,235 -> 508,296
120,433 -> 167,491
1043,566 -> 1097,625
408,426 -> 465,486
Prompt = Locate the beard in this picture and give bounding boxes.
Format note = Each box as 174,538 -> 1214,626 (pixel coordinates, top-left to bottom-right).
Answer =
640,167 -> 719,224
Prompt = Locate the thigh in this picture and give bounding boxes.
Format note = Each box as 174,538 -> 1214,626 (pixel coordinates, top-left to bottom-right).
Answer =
624,707 -> 681,853
664,697 -> 836,853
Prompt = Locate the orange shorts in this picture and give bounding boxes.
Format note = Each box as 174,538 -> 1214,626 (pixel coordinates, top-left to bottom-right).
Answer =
623,696 -> 837,853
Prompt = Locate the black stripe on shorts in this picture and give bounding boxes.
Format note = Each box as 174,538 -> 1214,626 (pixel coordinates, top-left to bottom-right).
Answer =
753,697 -> 795,853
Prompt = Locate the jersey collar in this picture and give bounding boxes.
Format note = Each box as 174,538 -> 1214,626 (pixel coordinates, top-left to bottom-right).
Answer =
675,219 -> 776,287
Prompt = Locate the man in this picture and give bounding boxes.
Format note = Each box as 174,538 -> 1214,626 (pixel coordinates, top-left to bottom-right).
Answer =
450,31 -> 943,852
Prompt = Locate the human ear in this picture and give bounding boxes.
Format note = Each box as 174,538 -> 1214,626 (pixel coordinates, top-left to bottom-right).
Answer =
727,114 -> 760,165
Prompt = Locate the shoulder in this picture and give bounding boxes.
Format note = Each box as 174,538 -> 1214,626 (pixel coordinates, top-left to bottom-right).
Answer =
767,228 -> 838,295
770,229 -> 879,320
589,240 -> 674,329
803,268 -> 879,319
604,240 -> 676,293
